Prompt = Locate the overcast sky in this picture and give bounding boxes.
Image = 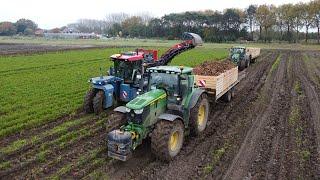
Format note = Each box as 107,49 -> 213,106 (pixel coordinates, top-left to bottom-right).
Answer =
0,0 -> 312,29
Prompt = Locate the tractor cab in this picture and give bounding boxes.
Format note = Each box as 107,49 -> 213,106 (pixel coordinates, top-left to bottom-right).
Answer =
229,46 -> 246,64
146,66 -> 193,106
110,49 -> 158,84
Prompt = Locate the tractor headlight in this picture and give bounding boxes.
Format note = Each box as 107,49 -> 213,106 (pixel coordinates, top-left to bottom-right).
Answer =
125,107 -> 131,112
134,109 -> 143,114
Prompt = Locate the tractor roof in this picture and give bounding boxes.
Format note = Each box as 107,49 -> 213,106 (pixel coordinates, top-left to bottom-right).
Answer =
231,46 -> 246,49
147,66 -> 193,74
110,51 -> 144,62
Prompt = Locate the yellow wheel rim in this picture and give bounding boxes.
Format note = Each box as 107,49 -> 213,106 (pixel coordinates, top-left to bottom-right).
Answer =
169,131 -> 179,151
198,105 -> 205,127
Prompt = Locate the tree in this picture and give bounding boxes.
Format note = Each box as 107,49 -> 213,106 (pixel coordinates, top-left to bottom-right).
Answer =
15,19 -> 37,35
0,22 -> 17,36
280,4 -> 295,42
292,3 -> 304,43
246,5 -> 257,40
311,0 -> 320,44
275,6 -> 285,41
300,2 -> 314,42
121,16 -> 145,37
256,5 -> 276,42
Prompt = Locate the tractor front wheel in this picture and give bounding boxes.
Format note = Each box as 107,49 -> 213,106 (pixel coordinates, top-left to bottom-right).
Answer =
93,90 -> 105,114
84,89 -> 96,113
189,93 -> 209,136
151,120 -> 184,162
106,112 -> 127,132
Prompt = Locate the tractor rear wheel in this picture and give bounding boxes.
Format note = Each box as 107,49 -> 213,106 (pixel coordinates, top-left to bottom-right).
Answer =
84,89 -> 96,113
189,93 -> 209,136
93,90 -> 105,114
239,60 -> 246,71
106,112 -> 127,132
151,120 -> 184,162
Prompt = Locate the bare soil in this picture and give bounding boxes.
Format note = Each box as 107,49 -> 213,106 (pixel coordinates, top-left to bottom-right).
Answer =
1,50 -> 320,179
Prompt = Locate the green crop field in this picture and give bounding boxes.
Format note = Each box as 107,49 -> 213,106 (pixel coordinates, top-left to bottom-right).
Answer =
0,47 -> 227,137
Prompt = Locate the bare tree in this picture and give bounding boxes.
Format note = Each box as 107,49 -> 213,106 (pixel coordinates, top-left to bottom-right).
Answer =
246,5 -> 257,40
300,2 -> 314,43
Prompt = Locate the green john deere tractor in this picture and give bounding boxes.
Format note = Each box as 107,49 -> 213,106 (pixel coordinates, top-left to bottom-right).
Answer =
229,46 -> 250,71
106,66 -> 210,161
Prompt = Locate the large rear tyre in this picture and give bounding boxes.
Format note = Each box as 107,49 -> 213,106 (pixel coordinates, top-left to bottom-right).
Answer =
189,94 -> 209,136
84,89 -> 96,113
106,112 -> 127,132
239,60 -> 246,71
151,120 -> 184,162
93,90 -> 105,114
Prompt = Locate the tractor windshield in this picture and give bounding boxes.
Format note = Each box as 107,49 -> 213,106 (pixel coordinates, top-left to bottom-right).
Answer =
114,61 -> 134,82
149,73 -> 179,96
230,48 -> 244,54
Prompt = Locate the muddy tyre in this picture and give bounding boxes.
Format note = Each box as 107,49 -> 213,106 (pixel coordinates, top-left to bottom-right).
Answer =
189,94 -> 210,136
151,120 -> 184,162
239,60 -> 246,71
106,112 -> 127,132
223,90 -> 232,102
245,58 -> 250,68
93,90 -> 105,114
250,56 -> 255,63
84,89 -> 96,113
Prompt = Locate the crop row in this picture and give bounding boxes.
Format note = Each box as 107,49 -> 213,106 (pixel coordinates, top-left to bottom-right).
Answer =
0,47 -> 227,138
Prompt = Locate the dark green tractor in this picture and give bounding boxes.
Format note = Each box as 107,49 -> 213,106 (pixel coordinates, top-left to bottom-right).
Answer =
229,46 -> 250,71
106,66 -> 210,161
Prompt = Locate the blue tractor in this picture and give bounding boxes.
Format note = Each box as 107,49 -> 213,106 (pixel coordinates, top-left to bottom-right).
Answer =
84,32 -> 203,114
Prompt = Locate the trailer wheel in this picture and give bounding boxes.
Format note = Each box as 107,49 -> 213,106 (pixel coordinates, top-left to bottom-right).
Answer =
231,88 -> 235,98
245,58 -> 250,68
223,90 -> 232,102
106,112 -> 127,132
189,94 -> 209,136
151,120 -> 184,162
250,56 -> 255,63
93,90 -> 105,114
84,89 -> 96,113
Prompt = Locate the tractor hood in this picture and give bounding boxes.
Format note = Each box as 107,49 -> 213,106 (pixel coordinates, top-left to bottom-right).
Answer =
126,89 -> 166,110
90,76 -> 119,85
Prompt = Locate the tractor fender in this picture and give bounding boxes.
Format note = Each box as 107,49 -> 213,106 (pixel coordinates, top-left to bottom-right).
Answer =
188,89 -> 206,109
113,106 -> 127,114
158,113 -> 183,122
93,84 -> 114,108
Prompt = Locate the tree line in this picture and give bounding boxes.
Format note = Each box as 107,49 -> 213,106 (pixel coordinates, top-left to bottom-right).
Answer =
0,19 -> 38,36
102,0 -> 320,43
0,0 -> 319,43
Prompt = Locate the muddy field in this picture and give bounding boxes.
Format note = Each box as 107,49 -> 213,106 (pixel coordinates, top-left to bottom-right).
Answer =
0,49 -> 320,179
0,43 -> 110,55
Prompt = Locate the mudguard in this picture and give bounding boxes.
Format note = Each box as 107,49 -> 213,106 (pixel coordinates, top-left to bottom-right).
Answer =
158,113 -> 183,122
94,84 -> 114,108
188,89 -> 206,109
114,106 -> 127,114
